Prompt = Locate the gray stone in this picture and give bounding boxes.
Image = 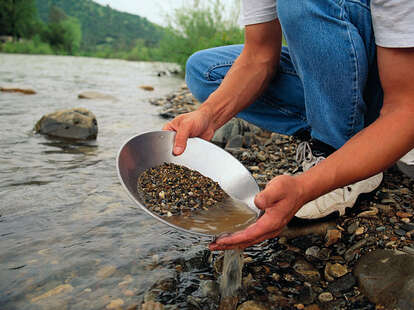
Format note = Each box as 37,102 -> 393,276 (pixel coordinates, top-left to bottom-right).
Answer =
401,223 -> 414,232
212,120 -> 236,146
34,107 -> 98,140
225,134 -> 244,150
354,249 -> 414,310
327,273 -> 356,295
395,229 -> 407,236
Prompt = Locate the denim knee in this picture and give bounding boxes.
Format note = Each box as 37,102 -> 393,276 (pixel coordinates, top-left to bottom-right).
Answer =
185,50 -> 209,102
278,0 -> 311,35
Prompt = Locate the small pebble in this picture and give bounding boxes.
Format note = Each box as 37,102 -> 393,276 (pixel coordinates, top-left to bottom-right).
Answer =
318,292 -> 333,303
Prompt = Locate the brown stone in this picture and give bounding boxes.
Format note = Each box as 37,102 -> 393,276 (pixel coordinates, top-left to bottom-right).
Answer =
0,87 -> 36,94
325,229 -> 342,246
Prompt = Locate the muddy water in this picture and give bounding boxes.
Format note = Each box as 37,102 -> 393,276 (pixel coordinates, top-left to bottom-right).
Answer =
0,53 -> 207,309
165,197 -> 257,235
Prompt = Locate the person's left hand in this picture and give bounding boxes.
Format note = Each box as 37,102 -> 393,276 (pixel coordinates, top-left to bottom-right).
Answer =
209,174 -> 305,250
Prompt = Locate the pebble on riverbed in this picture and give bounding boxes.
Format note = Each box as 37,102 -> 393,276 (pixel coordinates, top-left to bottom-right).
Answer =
137,162 -> 228,217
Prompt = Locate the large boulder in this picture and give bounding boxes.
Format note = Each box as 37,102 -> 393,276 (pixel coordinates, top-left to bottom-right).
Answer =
354,249 -> 414,310
34,108 -> 98,140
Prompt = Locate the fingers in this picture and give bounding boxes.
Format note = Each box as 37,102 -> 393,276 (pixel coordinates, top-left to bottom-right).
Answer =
162,122 -> 174,131
209,228 -> 282,250
173,121 -> 191,155
211,214 -> 278,247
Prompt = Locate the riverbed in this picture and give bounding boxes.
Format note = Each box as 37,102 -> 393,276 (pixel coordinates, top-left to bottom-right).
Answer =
0,54 -> 209,309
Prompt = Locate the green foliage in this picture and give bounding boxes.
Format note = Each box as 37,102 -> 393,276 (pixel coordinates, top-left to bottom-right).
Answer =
156,0 -> 244,70
0,35 -> 53,54
35,0 -> 164,51
0,0 -> 38,38
44,16 -> 82,54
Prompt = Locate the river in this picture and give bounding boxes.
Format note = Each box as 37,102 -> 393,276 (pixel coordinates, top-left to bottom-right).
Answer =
0,54 -> 212,309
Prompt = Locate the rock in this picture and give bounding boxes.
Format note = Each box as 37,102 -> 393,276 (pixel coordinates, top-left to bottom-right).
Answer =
402,246 -> 414,256
139,85 -> 155,91
401,223 -> 414,232
106,299 -> 124,309
344,239 -> 368,262
318,292 -> 333,303
293,259 -> 321,282
357,207 -> 378,218
34,108 -> 98,140
0,86 -> 36,95
225,134 -> 244,150
31,284 -> 73,302
297,285 -> 315,305
78,91 -> 116,100
325,229 -> 341,247
355,226 -> 365,236
237,300 -> 268,310
97,265 -> 116,279
198,280 -> 218,298
280,221 -> 336,240
354,249 -> 414,309
327,273 -> 356,295
397,211 -> 413,218
324,263 -> 348,281
141,301 -> 164,310
123,289 -> 135,297
347,222 -> 359,234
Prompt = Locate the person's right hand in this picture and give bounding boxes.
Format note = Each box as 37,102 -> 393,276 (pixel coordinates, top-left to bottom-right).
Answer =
162,108 -> 216,155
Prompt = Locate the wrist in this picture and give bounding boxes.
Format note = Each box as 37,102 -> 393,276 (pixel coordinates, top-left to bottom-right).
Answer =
294,173 -> 316,207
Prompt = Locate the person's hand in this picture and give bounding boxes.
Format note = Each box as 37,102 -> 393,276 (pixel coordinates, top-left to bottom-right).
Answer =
209,175 -> 305,250
162,108 -> 216,155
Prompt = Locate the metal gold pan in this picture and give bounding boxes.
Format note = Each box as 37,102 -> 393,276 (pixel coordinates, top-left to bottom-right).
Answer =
116,130 -> 260,237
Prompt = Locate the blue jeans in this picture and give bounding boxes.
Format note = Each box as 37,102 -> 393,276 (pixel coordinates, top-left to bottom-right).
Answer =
185,0 -> 383,150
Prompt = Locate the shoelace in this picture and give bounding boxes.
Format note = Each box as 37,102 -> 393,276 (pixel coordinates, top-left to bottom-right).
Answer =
295,141 -> 325,171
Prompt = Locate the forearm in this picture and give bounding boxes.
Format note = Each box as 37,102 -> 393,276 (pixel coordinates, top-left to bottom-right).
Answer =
297,104 -> 414,205
199,21 -> 283,129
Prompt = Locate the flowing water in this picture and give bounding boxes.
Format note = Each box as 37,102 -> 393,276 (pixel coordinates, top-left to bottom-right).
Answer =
219,249 -> 244,310
0,53 -> 211,309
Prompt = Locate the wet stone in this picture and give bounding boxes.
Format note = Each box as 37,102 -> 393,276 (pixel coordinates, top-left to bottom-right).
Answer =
137,163 -> 227,217
318,292 -> 333,303
327,273 -> 356,296
354,249 -> 414,309
395,229 -> 407,236
401,222 -> 414,232
293,259 -> 321,283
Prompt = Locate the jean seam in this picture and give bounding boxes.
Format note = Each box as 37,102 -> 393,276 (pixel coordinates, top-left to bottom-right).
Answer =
205,62 -> 234,81
344,5 -> 360,138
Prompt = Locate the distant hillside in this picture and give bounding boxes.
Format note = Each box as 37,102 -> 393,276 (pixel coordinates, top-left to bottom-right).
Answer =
35,0 -> 164,51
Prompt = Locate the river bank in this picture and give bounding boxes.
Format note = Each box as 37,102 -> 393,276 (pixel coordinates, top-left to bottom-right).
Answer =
145,86 -> 414,310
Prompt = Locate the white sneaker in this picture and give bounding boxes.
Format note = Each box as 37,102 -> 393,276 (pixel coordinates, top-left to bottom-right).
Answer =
294,141 -> 383,219
397,148 -> 414,179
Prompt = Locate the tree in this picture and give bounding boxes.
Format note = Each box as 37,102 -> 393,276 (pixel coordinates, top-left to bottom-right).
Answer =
0,0 -> 38,39
45,16 -> 82,54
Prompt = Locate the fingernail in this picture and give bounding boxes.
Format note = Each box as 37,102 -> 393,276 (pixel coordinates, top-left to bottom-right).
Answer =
174,146 -> 184,155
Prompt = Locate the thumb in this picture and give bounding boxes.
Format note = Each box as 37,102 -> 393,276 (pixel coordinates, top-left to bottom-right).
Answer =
254,180 -> 283,210
173,124 -> 191,155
